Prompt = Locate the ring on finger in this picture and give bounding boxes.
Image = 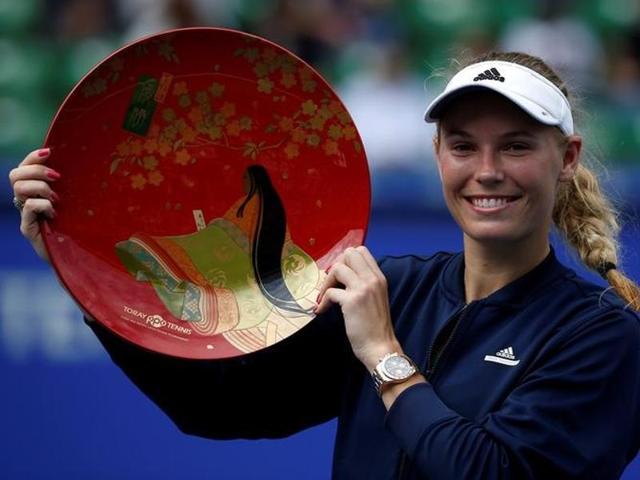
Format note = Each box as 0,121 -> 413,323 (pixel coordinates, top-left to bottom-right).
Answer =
13,196 -> 24,212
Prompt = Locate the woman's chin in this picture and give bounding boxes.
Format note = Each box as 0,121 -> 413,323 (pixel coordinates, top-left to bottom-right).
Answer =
462,226 -> 527,246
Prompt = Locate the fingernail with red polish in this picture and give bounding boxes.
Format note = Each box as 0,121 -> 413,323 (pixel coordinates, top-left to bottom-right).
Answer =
51,192 -> 60,202
38,148 -> 51,158
47,169 -> 61,180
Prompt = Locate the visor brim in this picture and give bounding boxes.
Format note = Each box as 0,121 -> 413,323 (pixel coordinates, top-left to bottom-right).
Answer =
424,84 -> 563,129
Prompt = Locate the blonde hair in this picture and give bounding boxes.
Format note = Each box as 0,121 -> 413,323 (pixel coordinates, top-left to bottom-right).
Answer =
449,51 -> 640,310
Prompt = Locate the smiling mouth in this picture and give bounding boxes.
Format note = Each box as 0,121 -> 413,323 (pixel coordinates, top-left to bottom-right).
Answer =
465,196 -> 522,209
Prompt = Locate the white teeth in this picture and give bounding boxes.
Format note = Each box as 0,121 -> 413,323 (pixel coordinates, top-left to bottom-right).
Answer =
472,197 -> 510,208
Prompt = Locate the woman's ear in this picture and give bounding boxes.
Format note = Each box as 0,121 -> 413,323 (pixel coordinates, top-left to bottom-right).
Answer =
559,135 -> 582,182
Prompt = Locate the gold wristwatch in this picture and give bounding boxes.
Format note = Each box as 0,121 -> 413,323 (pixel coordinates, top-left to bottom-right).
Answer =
371,352 -> 418,396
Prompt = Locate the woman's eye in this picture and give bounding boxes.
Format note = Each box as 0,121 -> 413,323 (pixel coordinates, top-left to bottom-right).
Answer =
451,143 -> 473,153
504,143 -> 530,152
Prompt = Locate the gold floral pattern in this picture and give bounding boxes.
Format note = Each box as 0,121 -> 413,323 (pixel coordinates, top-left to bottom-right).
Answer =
109,36 -> 362,191
82,57 -> 124,98
135,37 -> 180,64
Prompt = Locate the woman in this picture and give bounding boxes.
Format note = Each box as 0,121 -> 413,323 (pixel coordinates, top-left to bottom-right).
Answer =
10,51 -> 640,479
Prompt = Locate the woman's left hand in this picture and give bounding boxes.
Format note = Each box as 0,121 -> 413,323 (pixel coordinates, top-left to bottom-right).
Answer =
315,246 -> 401,371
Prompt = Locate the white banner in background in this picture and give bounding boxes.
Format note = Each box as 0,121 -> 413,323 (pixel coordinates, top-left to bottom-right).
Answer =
0,270 -> 104,363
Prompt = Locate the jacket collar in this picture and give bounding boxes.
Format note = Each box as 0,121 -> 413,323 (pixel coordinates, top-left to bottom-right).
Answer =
439,247 -> 572,309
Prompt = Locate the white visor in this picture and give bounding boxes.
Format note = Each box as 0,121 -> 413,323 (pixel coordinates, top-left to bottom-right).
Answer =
424,60 -> 574,135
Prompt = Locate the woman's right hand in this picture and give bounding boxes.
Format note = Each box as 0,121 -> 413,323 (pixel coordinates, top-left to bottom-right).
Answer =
8,148 -> 60,263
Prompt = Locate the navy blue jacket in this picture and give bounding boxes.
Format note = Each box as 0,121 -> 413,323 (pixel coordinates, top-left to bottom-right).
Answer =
87,249 -> 640,479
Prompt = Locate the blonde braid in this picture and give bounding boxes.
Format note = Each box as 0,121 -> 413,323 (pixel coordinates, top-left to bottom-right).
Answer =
553,164 -> 640,310
460,51 -> 640,310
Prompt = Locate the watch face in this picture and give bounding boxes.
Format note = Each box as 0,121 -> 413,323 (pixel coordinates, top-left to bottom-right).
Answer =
384,355 -> 414,380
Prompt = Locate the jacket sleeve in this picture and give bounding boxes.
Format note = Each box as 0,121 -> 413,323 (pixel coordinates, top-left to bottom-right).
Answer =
85,304 -> 353,440
384,308 -> 640,480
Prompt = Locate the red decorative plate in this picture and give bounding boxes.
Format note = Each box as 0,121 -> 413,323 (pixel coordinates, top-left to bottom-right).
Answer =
42,27 -> 370,359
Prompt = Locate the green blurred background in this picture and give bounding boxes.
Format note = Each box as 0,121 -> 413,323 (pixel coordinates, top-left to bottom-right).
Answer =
3,0 -> 640,211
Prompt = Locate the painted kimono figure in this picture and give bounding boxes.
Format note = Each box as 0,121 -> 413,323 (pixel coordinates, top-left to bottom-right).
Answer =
113,164 -> 320,352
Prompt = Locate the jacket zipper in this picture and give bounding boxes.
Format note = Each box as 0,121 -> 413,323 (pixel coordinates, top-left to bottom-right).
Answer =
396,303 -> 471,480
424,303 -> 470,381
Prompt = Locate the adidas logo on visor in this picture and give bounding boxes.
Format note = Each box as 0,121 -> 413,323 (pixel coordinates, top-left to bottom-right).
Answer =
473,68 -> 505,82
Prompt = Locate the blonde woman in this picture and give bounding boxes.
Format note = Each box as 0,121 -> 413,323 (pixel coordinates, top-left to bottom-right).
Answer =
11,51 -> 640,479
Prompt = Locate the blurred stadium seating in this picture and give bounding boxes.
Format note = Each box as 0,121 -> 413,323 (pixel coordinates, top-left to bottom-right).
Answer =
2,0 -> 640,211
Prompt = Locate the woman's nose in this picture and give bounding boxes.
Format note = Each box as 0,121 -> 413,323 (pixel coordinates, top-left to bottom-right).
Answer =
475,151 -> 504,184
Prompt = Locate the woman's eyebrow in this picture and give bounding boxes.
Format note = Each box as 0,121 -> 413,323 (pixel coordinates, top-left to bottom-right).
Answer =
501,130 -> 536,139
442,129 -> 537,139
442,129 -> 472,138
